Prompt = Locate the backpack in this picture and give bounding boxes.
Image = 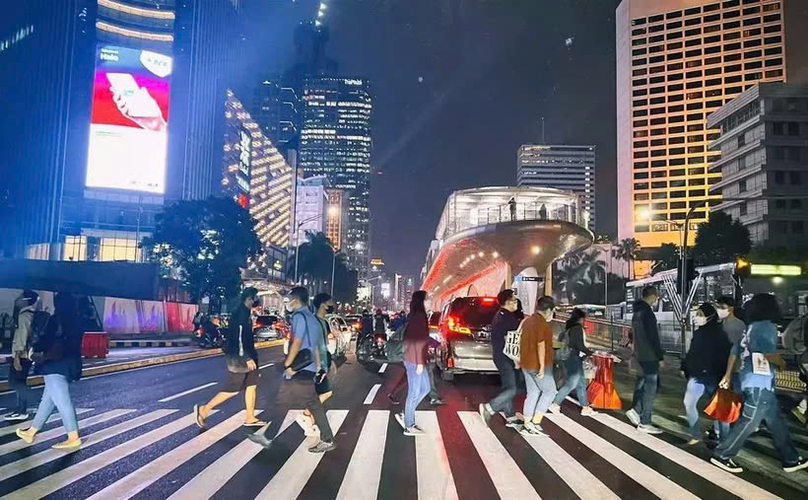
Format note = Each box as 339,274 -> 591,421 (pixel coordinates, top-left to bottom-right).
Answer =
385,321 -> 407,363
783,315 -> 807,354
503,319 -> 525,363
21,310 -> 50,356
557,328 -> 571,361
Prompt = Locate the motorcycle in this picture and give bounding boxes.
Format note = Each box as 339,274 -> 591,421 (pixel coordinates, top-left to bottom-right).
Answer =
357,332 -> 387,364
194,319 -> 225,349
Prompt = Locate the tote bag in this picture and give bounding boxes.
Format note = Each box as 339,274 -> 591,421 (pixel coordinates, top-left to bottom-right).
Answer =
503,319 -> 525,363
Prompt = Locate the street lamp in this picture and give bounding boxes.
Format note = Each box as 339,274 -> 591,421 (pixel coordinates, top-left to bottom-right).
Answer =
294,214 -> 324,284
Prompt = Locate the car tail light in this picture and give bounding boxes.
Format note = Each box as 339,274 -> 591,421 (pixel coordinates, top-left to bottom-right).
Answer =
480,297 -> 497,305
447,316 -> 471,335
447,356 -> 454,368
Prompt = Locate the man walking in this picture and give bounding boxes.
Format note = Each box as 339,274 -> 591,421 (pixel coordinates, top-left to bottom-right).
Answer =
194,287 -> 265,429
519,296 -> 557,436
5,290 -> 39,422
626,286 -> 665,434
479,289 -> 523,428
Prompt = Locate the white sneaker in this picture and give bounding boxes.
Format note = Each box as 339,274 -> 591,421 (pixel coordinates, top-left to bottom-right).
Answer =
626,408 -> 640,427
295,413 -> 318,436
3,413 -> 29,422
394,412 -> 406,430
404,425 -> 425,436
548,403 -> 561,414
638,424 -> 663,435
580,407 -> 598,417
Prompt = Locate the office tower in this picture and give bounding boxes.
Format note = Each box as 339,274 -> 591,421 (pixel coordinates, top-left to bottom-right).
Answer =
252,80 -> 299,153
517,145 -> 596,230
223,90 -> 293,279
707,82 -> 808,245
294,175 -> 330,245
616,0 -> 808,247
325,188 -> 348,251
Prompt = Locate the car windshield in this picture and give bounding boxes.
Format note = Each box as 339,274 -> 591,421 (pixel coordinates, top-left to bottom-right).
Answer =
450,298 -> 498,328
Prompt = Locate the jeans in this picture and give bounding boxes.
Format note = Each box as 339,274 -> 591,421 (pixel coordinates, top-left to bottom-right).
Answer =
8,359 -> 34,414
714,388 -> 799,465
683,377 -> 729,440
31,374 -> 78,433
523,368 -> 557,419
489,357 -> 517,417
554,355 -> 589,407
392,360 -> 439,401
631,361 -> 659,425
404,361 -> 431,428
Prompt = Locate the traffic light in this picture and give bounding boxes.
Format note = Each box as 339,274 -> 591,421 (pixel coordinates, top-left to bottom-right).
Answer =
735,257 -> 751,280
677,258 -> 696,294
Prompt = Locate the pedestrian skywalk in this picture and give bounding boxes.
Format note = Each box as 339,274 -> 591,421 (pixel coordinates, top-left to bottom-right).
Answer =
0,405 -> 798,500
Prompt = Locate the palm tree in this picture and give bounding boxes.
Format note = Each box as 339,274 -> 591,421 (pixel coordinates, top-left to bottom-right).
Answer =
651,242 -> 679,274
615,238 -> 641,280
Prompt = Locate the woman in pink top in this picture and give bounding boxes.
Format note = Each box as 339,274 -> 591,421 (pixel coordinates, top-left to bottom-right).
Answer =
395,290 -> 430,436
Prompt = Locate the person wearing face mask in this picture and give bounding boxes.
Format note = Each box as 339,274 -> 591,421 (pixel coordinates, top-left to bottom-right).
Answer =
518,296 -> 558,437
626,286 -> 665,434
681,303 -> 732,445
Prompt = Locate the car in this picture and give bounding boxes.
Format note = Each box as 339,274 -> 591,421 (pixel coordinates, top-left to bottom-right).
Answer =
253,315 -> 288,340
435,296 -> 500,381
344,314 -> 363,340
326,314 -> 351,358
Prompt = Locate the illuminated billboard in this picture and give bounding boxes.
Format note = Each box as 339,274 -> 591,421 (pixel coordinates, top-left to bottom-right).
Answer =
86,45 -> 172,194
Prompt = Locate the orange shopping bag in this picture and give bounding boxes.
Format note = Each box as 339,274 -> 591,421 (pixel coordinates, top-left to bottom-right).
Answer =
704,388 -> 743,424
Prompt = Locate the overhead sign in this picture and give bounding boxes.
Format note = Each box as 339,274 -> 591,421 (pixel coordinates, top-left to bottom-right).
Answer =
751,264 -> 801,276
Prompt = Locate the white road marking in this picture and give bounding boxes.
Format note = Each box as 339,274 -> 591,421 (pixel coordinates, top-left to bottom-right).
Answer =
0,408 -> 92,437
255,410 -> 349,500
0,409 -> 177,482
545,413 -> 699,500
458,411 -> 540,499
259,362 -> 274,369
87,410 -> 256,500
364,384 -> 382,405
158,382 -> 218,403
0,409 -> 133,457
378,363 -> 388,373
336,410 -> 388,499
415,411 -> 459,500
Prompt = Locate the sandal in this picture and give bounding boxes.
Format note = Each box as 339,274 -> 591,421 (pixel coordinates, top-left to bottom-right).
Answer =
243,419 -> 269,427
194,404 -> 206,429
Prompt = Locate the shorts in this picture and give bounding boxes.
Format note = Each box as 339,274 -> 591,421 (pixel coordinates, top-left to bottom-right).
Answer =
224,369 -> 259,392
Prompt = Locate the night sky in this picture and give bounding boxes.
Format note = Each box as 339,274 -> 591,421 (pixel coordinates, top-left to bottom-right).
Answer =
238,0 -> 622,277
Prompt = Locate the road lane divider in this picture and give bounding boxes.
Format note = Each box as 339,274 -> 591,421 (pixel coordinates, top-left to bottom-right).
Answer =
158,382 -> 218,403
378,363 -> 388,374
363,384 -> 382,405
259,362 -> 275,369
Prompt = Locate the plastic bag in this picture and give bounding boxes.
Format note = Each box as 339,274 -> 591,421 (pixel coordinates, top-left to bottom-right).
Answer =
704,388 -> 742,424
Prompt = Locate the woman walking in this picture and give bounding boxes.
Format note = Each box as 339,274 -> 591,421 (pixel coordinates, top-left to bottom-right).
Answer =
549,308 -> 597,417
16,293 -> 84,450
395,290 -> 431,436
681,303 -> 732,445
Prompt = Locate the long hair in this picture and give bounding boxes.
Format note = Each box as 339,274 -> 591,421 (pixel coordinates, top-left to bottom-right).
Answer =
409,290 -> 427,317
697,302 -> 719,327
745,293 -> 781,323
565,308 -> 586,330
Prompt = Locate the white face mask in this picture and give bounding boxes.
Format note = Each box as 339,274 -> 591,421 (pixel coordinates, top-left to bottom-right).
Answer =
694,316 -> 708,327
716,308 -> 730,319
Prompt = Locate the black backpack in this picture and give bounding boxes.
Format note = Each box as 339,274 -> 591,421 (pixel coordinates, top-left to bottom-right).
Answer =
21,310 -> 51,351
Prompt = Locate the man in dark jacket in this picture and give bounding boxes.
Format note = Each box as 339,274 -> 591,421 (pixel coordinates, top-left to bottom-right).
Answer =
626,285 -> 665,434
479,290 -> 523,428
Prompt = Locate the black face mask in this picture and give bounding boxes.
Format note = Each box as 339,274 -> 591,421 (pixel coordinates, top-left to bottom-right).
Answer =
326,305 -> 335,314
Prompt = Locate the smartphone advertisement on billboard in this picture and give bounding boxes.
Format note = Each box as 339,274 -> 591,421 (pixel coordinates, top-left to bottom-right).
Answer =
86,45 -> 172,194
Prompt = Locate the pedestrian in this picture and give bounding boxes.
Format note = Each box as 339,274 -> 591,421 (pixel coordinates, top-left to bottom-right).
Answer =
359,309 -> 373,348
16,293 -> 84,450
782,296 -> 808,425
711,294 -> 808,473
479,289 -> 524,428
716,296 -> 746,395
194,287 -> 266,429
394,290 -> 431,436
252,286 -> 334,452
681,303 -> 732,445
5,290 -> 40,422
549,307 -> 598,417
518,295 -> 558,437
508,196 -> 517,221
387,352 -> 444,406
626,285 -> 665,434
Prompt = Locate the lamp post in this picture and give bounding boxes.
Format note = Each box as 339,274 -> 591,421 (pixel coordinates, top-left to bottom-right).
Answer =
293,214 -> 325,285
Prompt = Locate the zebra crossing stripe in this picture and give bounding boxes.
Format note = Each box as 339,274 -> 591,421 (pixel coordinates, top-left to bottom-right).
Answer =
414,410 -> 459,500
86,410 -> 257,500
3,410 -> 196,500
254,410 -> 349,500
518,426 -> 619,500
457,412 -> 540,500
336,410 -> 388,499
546,414 -> 700,500
378,363 -> 387,374
363,384 -> 381,404
0,408 -> 92,438
0,408 -> 133,457
0,409 -> 176,482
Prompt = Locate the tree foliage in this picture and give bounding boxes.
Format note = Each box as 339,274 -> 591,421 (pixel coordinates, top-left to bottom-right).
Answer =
651,242 -> 679,274
554,249 -> 606,304
290,231 -> 357,303
143,197 -> 262,304
692,212 -> 751,265
614,238 -> 641,280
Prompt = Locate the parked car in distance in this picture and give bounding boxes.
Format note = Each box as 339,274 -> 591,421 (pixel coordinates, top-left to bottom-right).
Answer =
253,315 -> 288,341
435,296 -> 500,381
345,314 -> 363,340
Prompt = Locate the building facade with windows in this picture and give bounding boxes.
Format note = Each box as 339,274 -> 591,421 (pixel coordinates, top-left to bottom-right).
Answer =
517,145 -> 596,231
616,0 -> 808,247
707,82 -> 808,245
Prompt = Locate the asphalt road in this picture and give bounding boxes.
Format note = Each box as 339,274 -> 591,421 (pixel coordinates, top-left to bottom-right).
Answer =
0,345 -> 805,499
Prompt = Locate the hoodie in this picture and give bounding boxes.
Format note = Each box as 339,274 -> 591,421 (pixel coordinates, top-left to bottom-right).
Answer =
12,305 -> 35,359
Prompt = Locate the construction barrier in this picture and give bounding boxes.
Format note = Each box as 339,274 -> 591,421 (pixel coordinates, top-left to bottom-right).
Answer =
82,331 -> 110,359
586,353 -> 622,410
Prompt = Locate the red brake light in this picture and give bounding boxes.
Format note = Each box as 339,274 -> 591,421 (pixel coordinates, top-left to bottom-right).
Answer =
447,316 -> 471,335
480,297 -> 497,305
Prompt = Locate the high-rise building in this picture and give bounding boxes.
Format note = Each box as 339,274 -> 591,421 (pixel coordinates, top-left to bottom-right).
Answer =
252,80 -> 299,153
707,82 -> 808,246
616,0 -> 808,247
325,188 -> 348,250
294,176 -> 329,245
517,145 -> 596,230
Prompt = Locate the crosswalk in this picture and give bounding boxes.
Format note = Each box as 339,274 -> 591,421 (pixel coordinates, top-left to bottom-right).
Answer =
0,404 -> 802,499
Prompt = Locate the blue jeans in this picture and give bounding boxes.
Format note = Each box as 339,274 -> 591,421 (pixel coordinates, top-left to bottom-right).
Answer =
523,368 -> 557,419
683,377 -> 729,440
404,361 -> 430,428
631,361 -> 659,425
31,374 -> 78,433
714,388 -> 800,465
554,355 -> 589,407
488,357 -> 517,417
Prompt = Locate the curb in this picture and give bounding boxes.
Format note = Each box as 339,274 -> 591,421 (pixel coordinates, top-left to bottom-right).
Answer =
0,340 -> 284,392
110,340 -> 192,348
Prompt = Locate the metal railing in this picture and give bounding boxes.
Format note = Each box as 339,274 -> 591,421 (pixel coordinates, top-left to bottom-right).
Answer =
442,202 -> 589,240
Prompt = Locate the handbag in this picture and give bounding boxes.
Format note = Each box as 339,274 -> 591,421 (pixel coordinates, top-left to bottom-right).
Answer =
705,388 -> 743,423
503,319 -> 525,363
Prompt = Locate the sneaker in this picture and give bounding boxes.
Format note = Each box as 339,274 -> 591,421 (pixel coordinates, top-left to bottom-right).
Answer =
519,421 -> 546,437
296,413 -> 318,437
705,429 -> 719,442
783,456 -> 808,473
580,407 -> 598,417
548,403 -> 561,415
479,403 -> 493,426
626,408 -> 640,427
308,440 -> 336,453
638,424 -> 663,435
394,412 -> 406,430
687,438 -> 700,446
792,407 -> 807,426
711,457 -> 743,473
505,416 -> 524,429
430,398 -> 445,406
388,393 -> 401,405
247,434 -> 273,449
15,428 -> 35,444
51,439 -> 82,450
404,426 -> 426,436
3,413 -> 28,422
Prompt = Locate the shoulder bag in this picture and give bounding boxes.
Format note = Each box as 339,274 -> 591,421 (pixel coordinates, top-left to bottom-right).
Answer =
288,312 -> 314,372
503,319 -> 525,363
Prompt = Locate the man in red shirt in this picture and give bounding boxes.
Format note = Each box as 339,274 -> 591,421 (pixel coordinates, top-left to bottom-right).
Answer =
519,296 -> 558,436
